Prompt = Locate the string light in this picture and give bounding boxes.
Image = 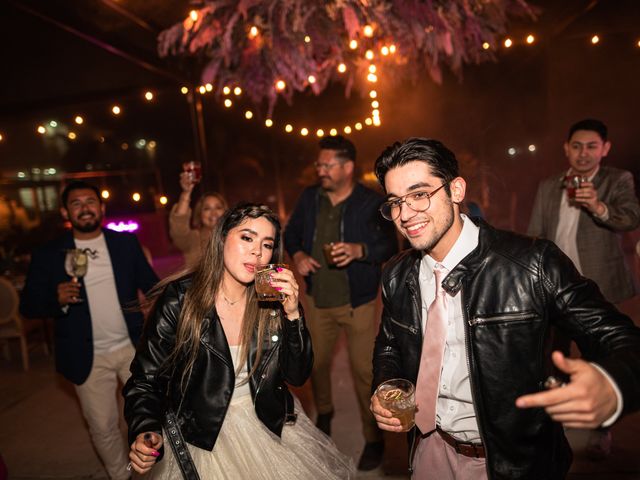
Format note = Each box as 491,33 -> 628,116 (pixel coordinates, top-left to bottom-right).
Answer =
49,120 -> 58,127
181,86 -> 189,94
526,34 -> 535,44
234,86 -> 242,95
224,99 -> 232,107
355,123 -> 363,131
300,128 -> 309,136
223,86 -> 231,95
245,110 -> 253,119
248,26 -> 259,39
74,115 -> 84,125
591,35 -> 600,44
365,118 -> 373,126
369,90 -> 377,98
329,128 -> 338,136
367,73 -> 378,82
504,38 -> 513,48
482,42 -> 490,50
365,50 -> 374,60
528,144 -> 536,152
368,65 -> 377,73
371,100 -> 379,108
285,124 -> 293,133
37,125 -> 46,134
349,40 -> 358,49
337,63 -> 347,73
159,196 -> 168,205
275,80 -> 286,91
198,85 -> 206,94
205,83 -> 213,92
0,133 -> 3,142
101,190 -> 110,199
189,10 -> 198,21
304,35 -> 311,43
68,132 -> 77,140
389,45 -> 396,54
381,46 -> 389,56
363,25 -> 374,37
265,119 -> 273,127
308,75 -> 316,84
144,91 -> 154,100
316,129 -> 324,137
344,126 -> 352,134
111,105 -> 121,115
132,192 -> 141,202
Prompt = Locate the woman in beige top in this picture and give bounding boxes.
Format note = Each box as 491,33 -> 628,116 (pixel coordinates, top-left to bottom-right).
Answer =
169,172 -> 227,266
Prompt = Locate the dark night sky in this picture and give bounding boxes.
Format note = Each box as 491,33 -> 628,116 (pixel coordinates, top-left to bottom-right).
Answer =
1,0 -> 639,239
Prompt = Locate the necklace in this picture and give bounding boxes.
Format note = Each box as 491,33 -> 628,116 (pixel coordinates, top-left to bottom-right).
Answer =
221,289 -> 246,306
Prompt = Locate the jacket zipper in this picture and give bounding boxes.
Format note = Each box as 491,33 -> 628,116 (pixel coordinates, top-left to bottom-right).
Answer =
389,317 -> 419,335
461,288 -> 491,474
468,311 -> 534,327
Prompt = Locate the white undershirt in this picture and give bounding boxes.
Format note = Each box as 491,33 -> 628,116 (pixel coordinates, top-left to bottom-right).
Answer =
554,168 -> 599,274
74,234 -> 131,354
419,215 -> 480,442
229,345 -> 251,398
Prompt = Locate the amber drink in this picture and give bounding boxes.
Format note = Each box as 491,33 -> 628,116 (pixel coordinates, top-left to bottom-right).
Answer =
255,263 -> 288,301
375,378 -> 416,432
322,243 -> 338,266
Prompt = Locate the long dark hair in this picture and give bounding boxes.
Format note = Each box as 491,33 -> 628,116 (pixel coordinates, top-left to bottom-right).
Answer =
158,202 -> 283,390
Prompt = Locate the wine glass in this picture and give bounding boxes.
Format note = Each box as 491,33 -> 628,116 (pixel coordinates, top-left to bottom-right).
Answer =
65,249 -> 88,284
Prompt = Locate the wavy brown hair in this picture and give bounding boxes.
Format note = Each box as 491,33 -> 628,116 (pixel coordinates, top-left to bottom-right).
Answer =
191,191 -> 227,229
158,202 -> 282,391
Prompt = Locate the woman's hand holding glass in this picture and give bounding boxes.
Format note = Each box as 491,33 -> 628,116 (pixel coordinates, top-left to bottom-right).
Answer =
128,431 -> 163,474
268,266 -> 300,320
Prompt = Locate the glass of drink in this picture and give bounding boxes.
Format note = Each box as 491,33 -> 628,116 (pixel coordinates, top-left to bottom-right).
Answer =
375,378 -> 416,432
182,161 -> 202,184
322,243 -> 338,267
564,174 -> 585,200
254,263 -> 288,301
65,249 -> 88,302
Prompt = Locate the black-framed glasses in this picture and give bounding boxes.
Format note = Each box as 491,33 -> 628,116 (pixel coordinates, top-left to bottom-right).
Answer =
379,183 -> 448,221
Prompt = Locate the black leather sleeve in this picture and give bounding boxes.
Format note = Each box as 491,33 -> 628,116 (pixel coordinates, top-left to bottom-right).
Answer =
123,281 -> 182,446
539,240 -> 640,416
279,306 -> 313,387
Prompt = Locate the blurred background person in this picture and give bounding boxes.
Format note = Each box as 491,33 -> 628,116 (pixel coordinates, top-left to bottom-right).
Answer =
527,118 -> 640,460
125,203 -> 354,478
169,169 -> 227,267
284,135 -> 398,471
20,181 -> 158,480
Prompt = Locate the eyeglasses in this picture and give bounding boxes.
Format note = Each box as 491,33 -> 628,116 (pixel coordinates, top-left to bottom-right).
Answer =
379,183 -> 448,221
313,161 -> 341,171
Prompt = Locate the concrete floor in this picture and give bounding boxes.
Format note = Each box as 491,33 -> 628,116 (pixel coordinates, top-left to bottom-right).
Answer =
2,290 -> 640,479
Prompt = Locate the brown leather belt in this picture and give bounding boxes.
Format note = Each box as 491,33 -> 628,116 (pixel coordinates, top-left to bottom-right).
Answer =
430,428 -> 486,458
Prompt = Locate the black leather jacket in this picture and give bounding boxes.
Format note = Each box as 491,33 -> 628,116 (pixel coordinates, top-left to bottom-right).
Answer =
123,277 -> 313,453
373,218 -> 640,479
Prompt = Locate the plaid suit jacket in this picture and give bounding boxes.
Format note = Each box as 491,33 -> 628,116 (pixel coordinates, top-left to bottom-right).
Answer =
528,166 -> 640,303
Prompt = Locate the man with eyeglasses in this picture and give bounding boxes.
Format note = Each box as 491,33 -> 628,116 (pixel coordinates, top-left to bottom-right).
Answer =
369,138 -> 640,479
284,135 -> 398,470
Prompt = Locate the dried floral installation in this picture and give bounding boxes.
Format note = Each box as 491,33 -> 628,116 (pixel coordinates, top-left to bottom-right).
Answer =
158,0 -> 535,115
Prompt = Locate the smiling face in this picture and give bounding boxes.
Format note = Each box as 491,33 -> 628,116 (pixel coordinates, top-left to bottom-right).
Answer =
222,216 -> 276,287
200,195 -> 226,230
384,161 -> 465,260
61,188 -> 105,237
563,129 -> 611,177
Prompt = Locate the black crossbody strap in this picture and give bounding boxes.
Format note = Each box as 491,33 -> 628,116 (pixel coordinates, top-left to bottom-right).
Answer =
165,411 -> 201,480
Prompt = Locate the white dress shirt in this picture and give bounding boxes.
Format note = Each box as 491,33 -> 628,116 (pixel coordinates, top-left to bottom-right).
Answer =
419,214 -> 480,442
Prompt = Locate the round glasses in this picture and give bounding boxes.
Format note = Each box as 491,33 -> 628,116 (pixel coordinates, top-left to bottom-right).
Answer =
379,183 -> 448,221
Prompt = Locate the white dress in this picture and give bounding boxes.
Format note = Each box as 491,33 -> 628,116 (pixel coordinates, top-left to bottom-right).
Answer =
149,345 -> 355,479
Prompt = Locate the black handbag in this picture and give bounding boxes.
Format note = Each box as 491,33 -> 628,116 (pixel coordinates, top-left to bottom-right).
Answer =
164,411 -> 201,480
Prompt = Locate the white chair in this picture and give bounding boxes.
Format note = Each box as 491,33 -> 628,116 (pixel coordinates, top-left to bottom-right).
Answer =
0,276 -> 50,371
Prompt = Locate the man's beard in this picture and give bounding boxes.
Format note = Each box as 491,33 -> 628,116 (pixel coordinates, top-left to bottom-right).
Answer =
71,215 -> 102,233
406,204 -> 454,253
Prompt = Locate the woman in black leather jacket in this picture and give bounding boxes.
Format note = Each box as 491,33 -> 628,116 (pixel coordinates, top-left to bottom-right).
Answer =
124,203 -> 354,479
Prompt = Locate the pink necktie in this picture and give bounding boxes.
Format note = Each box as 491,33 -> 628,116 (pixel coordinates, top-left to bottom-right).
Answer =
415,264 -> 448,434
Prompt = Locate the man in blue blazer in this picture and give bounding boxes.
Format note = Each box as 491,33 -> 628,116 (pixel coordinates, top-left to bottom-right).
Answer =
21,181 -> 158,480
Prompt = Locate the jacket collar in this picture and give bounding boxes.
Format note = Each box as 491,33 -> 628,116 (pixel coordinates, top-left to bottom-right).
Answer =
404,217 -> 496,296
